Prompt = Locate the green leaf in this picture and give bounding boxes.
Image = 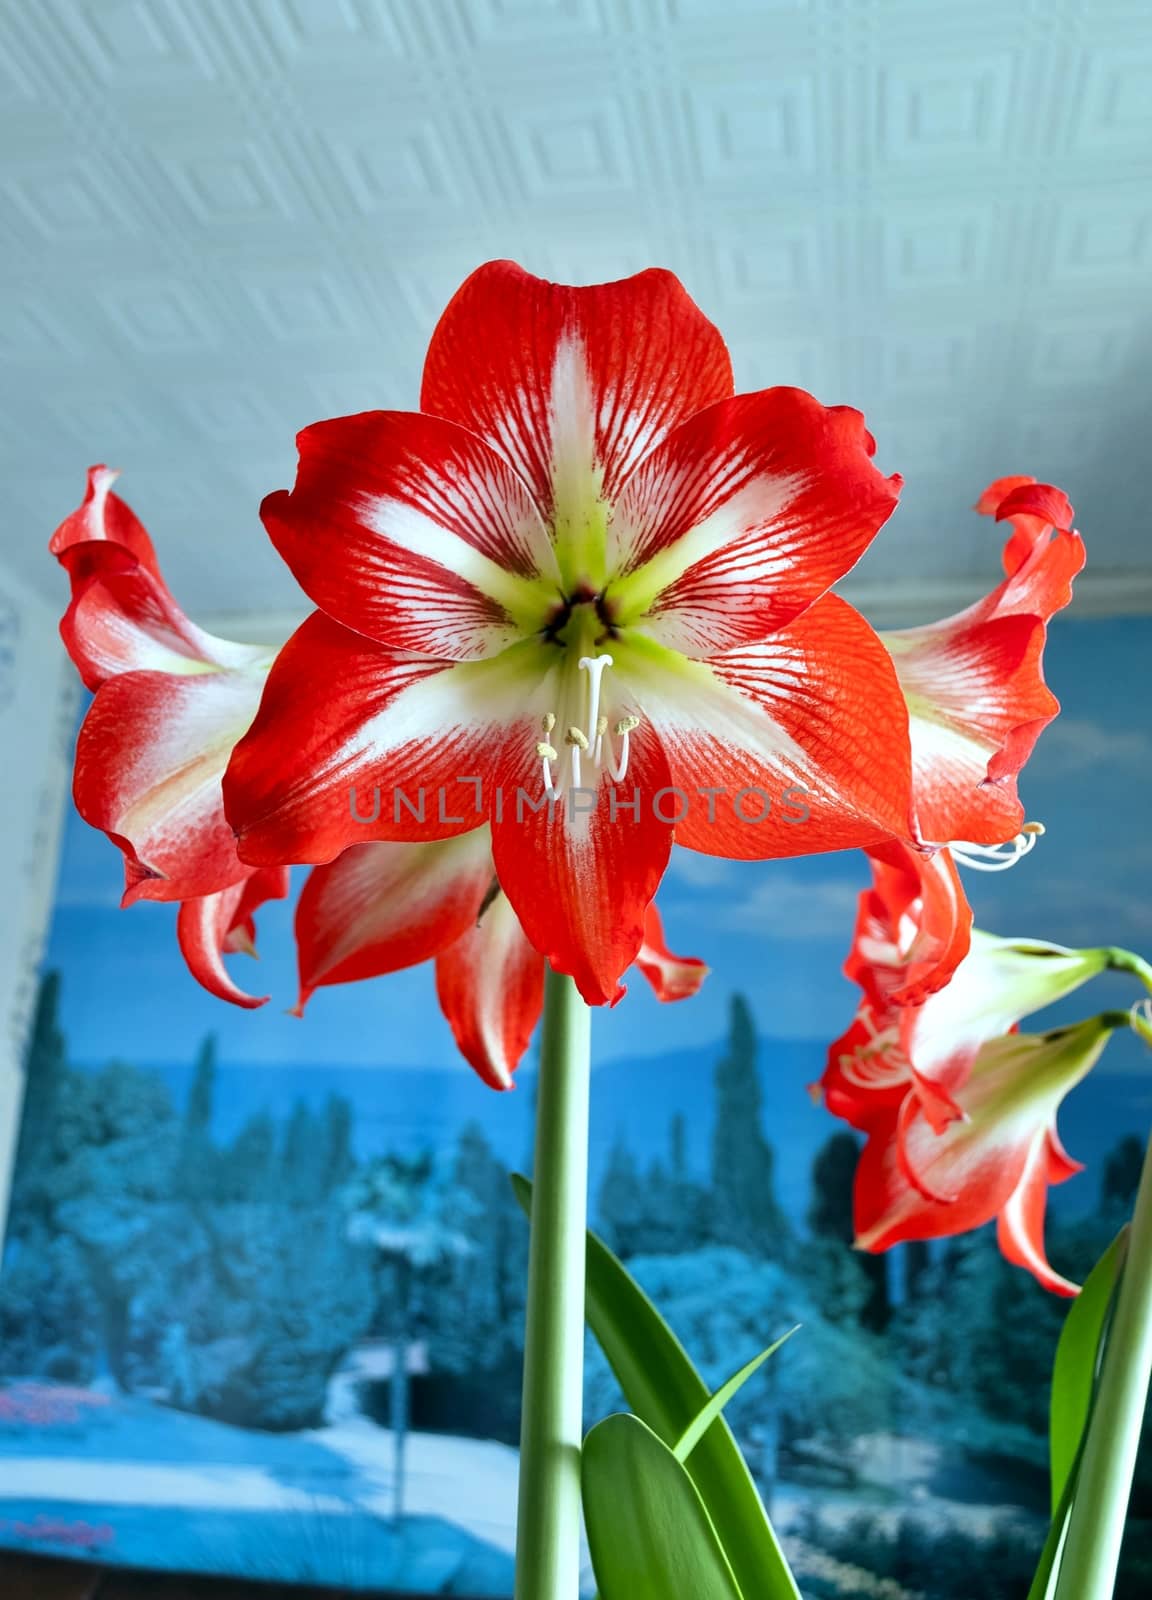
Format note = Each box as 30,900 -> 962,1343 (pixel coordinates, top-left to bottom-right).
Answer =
583,1413 -> 744,1600
512,1174 -> 801,1600
1027,1455 -> 1078,1600
1049,1227 -> 1128,1514
1026,1228 -> 1129,1600
674,1327 -> 800,1463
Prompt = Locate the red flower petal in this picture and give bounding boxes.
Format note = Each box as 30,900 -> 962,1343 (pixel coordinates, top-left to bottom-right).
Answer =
176,867 -> 289,1009
819,1003 -> 913,1131
261,410 -> 558,661
886,612 -> 1056,846
609,390 -> 901,655
50,465 -> 161,584
224,613 -> 540,868
854,1098 -> 1026,1254
74,669 -> 263,905
294,832 -> 494,1011
846,842 -> 973,1011
61,554 -> 269,691
634,903 -> 708,1001
420,261 -> 734,516
887,481 -> 1082,845
974,475 -> 1035,517
435,890 -> 545,1089
51,468 -> 269,692
855,1019 -> 1107,1264
975,475 -> 1076,576
490,715 -> 675,1007
617,594 -> 914,860
996,1128 -> 1080,1297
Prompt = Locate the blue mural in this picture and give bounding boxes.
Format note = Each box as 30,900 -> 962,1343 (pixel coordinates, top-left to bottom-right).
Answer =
1,615 -> 1149,1598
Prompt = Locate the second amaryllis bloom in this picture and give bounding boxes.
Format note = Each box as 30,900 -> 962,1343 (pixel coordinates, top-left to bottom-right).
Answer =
823,924 -> 1119,1138
878,475 -> 1083,850
50,468 -> 287,1008
222,261 -> 916,1006
853,1013 -> 1129,1296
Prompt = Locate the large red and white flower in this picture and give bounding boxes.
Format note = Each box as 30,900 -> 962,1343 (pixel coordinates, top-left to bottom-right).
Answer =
293,829 -> 707,1088
853,1013 -> 1127,1296
223,261 -> 915,1005
50,467 -> 286,1008
880,477 -> 1083,849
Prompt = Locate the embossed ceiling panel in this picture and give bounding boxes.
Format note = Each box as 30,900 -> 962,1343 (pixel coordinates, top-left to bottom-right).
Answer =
2,0 -> 1150,623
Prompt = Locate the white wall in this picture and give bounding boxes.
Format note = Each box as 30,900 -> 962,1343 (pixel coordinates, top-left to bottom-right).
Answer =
0,565 -> 76,1240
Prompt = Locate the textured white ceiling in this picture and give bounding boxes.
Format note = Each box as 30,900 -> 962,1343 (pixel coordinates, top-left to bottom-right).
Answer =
2,0 -> 1151,627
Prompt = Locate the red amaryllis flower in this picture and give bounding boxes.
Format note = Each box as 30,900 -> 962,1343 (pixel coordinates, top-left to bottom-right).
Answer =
293,829 -> 707,1088
222,261 -> 914,1006
853,1013 -> 1126,1296
50,468 -> 286,1008
879,476 -> 1083,849
844,839 -> 973,1012
822,927 -> 1115,1137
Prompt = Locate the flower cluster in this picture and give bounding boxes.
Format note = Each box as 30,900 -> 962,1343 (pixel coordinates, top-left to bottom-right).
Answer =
51,262 -> 1098,1123
816,836 -> 1129,1295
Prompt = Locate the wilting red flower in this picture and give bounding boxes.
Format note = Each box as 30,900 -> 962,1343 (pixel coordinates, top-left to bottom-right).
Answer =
49,468 -> 286,1007
879,476 -> 1083,848
854,1013 -> 1127,1296
223,261 -> 916,1005
293,828 -> 707,1088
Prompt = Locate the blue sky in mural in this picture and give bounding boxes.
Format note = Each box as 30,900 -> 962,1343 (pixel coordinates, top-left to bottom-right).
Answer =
47,615 -> 1152,1075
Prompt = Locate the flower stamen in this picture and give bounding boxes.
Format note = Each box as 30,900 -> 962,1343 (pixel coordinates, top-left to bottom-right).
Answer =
607,714 -> 639,783
566,725 -> 589,787
536,740 -> 558,793
951,824 -> 1044,873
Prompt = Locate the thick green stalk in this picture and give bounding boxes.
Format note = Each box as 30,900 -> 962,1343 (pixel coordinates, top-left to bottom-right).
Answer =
515,968 -> 592,1600
1054,1127 -> 1152,1600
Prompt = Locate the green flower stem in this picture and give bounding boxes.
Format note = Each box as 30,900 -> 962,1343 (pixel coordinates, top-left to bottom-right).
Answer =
515,968 -> 592,1600
1054,1125 -> 1152,1600
1106,947 -> 1152,995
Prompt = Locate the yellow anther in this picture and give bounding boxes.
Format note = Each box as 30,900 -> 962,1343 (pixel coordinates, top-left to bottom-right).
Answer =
1021,821 -> 1046,836
596,715 -> 608,737
615,715 -> 640,736
536,742 -> 557,761
541,711 -> 556,734
565,726 -> 589,750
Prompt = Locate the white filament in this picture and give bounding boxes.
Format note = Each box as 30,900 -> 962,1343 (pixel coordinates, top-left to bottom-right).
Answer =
951,826 -> 1043,873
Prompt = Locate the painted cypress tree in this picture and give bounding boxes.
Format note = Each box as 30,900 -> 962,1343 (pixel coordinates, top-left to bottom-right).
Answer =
1101,1134 -> 1143,1213
806,1129 -> 891,1333
709,994 -> 785,1255
904,1239 -> 931,1301
176,1034 -> 217,1199
597,1131 -> 645,1257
